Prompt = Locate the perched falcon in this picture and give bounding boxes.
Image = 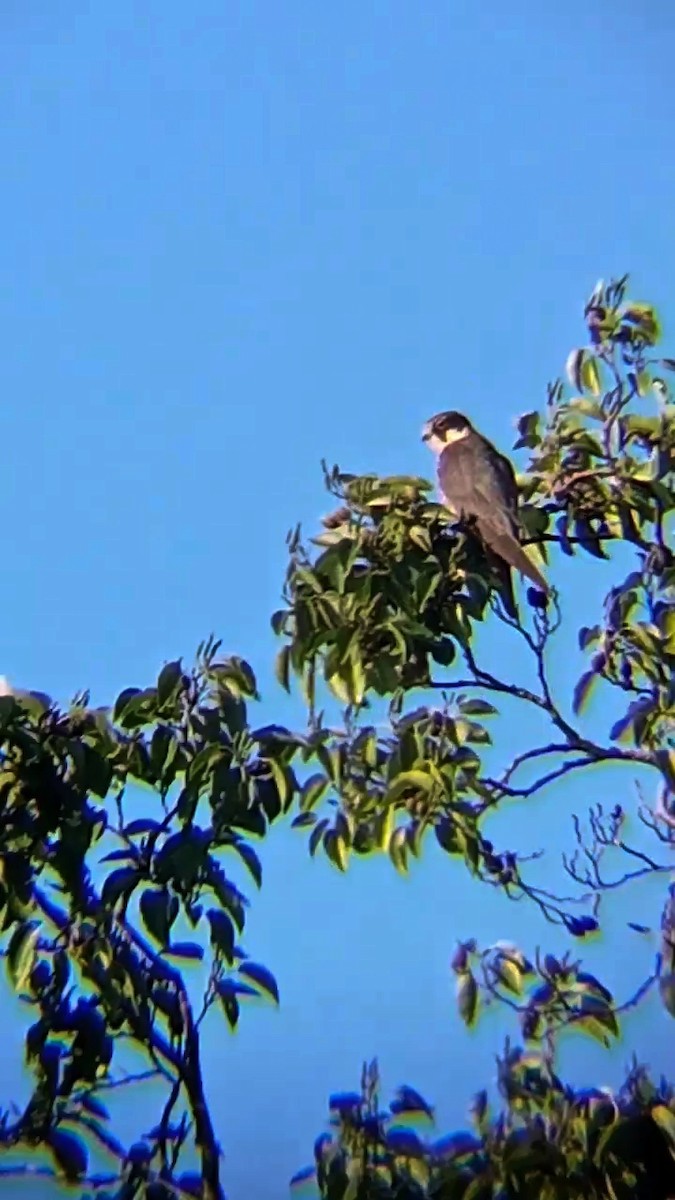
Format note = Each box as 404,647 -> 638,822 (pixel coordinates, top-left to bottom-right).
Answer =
421,410 -> 548,611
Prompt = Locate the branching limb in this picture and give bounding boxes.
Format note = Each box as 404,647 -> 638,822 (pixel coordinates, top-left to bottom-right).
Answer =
563,802 -> 671,896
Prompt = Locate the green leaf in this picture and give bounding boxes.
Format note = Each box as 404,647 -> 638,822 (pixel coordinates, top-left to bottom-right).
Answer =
102,866 -> 140,909
328,650 -> 366,706
216,655 -> 258,697
569,396 -> 604,418
456,971 -> 478,1027
208,909 -> 236,963
610,697 -> 655,745
233,841 -> 263,888
300,773 -> 329,812
270,608 -> 288,635
454,718 -> 490,745
637,370 -> 652,396
375,804 -> 395,850
47,1129 -> 88,1182
165,941 -> 204,961
624,413 -> 661,439
574,993 -> 619,1044
574,517 -> 609,559
83,745 -> 114,798
217,982 -> 240,1030
308,818 -> 329,855
101,846 -> 138,866
513,410 -> 541,450
268,757 -> 294,811
291,811 -> 317,828
622,301 -> 662,344
323,829 -> 349,872
578,625 -> 600,651
388,827 -> 409,874
565,348 -> 586,392
113,686 -> 159,730
208,871 -> 247,932
150,726 -> 178,781
392,1084 -> 435,1122
314,741 -> 342,785
581,355 -> 602,396
429,638 -> 456,666
7,921 -> 40,993
651,1104 -> 675,1147
458,698 -> 498,717
157,659 -> 183,707
462,1178 -> 492,1200
575,1012 -> 618,1046
435,817 -> 459,855
519,504 -> 550,538
386,769 -> 435,804
275,645 -> 291,693
125,817 -> 162,838
80,1093 -> 110,1121
140,887 -> 176,946
493,954 -> 523,996
16,689 -> 52,718
409,525 -> 432,553
574,970 -> 613,1003
573,669 -> 599,716
113,687 -> 142,723
239,960 -> 280,1005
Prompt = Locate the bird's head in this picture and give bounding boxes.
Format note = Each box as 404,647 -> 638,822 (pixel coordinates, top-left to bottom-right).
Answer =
421,410 -> 473,453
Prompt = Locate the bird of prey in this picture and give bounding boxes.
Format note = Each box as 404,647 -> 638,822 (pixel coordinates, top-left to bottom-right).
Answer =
421,410 -> 548,612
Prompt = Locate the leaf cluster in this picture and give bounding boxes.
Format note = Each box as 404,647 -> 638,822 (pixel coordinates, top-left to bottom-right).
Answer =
297,1056 -> 675,1200
1,277 -> 675,1200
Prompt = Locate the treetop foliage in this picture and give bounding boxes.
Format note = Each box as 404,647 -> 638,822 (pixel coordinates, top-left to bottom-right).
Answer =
1,275 -> 674,1199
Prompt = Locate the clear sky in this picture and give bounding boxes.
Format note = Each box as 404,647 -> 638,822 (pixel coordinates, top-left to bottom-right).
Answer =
1,3 -> 675,1197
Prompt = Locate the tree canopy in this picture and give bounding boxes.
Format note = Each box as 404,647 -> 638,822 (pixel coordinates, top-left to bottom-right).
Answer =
1,275 -> 675,1200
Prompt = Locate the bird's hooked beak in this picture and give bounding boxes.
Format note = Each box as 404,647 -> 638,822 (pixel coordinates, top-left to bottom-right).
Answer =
421,423 -> 432,443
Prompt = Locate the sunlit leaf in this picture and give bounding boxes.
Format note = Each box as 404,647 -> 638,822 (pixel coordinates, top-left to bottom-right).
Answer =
565,349 -> 585,392
456,971 -> 478,1027
388,827 -> 409,874
386,769 -> 434,803
651,1104 -> 675,1147
581,355 -> 602,396
323,828 -> 349,872
493,954 -> 523,996
7,921 -> 40,993
299,773 -> 329,813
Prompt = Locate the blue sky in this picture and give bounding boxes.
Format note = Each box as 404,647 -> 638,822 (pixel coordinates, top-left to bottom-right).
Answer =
2,3 -> 675,1197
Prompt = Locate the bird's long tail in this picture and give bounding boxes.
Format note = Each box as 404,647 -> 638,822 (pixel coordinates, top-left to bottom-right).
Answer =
484,532 -> 549,593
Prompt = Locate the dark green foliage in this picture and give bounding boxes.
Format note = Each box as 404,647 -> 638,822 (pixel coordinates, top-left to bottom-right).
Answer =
294,1056 -> 675,1200
0,644 -> 283,1198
